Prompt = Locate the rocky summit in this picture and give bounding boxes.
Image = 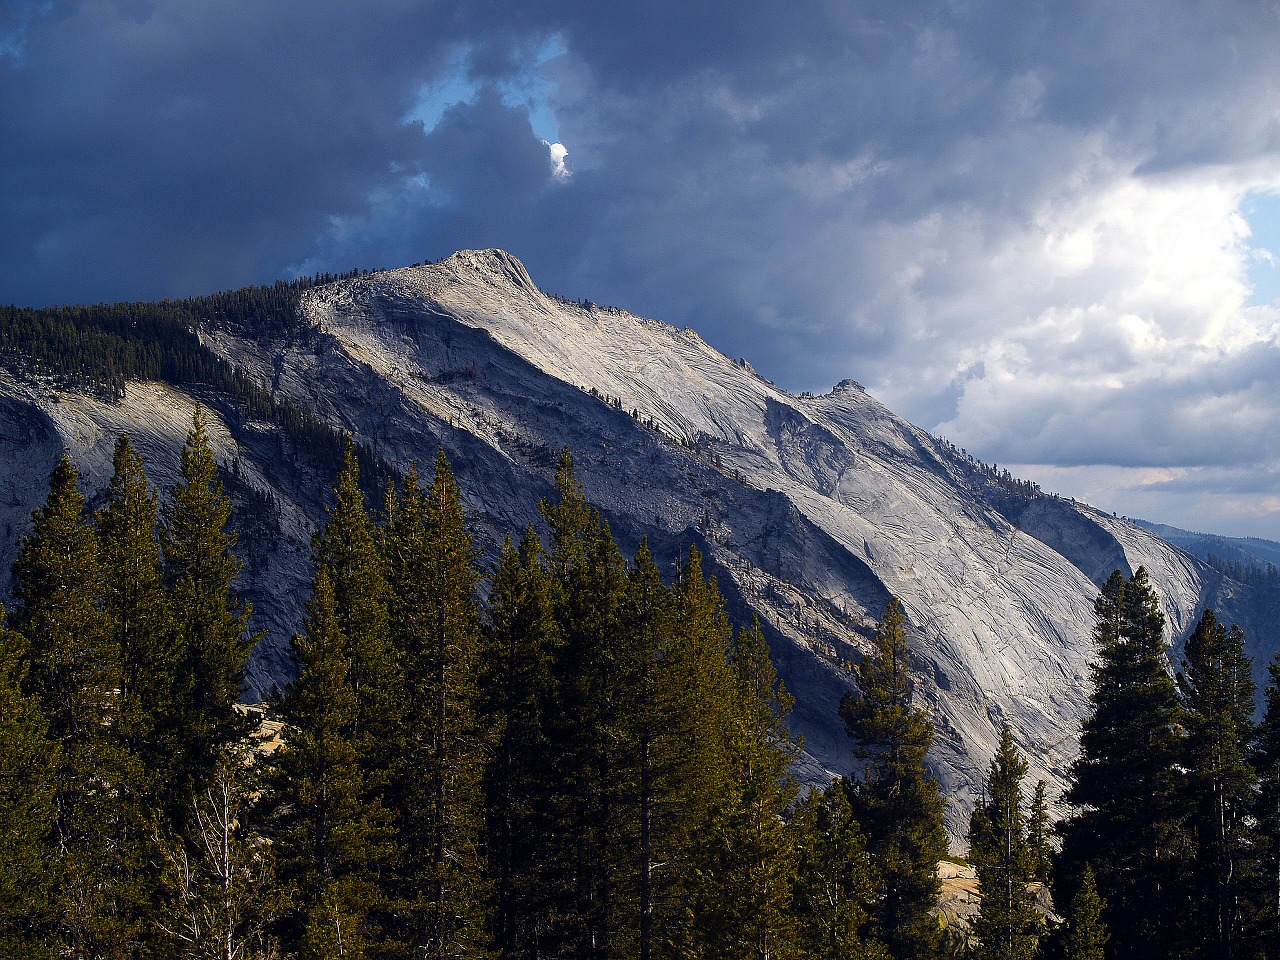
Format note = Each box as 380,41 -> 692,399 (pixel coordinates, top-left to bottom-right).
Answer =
2,248 -> 1275,837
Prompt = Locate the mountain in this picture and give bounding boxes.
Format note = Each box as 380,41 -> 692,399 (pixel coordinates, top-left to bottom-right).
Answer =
1136,520 -> 1280,576
2,248 -> 1276,838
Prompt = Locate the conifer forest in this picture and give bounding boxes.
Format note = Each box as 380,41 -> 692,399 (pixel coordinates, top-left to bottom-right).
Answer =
5,412 -> 1280,960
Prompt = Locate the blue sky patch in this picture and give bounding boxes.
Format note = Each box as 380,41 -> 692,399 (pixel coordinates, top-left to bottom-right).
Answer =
404,36 -> 564,144
1244,189 -> 1280,306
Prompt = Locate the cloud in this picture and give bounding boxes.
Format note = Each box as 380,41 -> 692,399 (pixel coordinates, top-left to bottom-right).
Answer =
6,0 -> 1280,534
545,141 -> 569,180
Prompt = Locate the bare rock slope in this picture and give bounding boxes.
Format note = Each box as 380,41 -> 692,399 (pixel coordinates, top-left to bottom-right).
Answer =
1,249 -> 1269,837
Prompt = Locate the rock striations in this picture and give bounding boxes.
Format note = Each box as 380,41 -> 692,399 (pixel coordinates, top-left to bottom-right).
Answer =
1,248 -> 1273,838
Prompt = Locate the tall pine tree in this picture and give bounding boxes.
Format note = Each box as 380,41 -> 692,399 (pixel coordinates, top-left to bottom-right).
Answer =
96,434 -> 175,796
1026,781 -> 1051,885
1059,865 -> 1107,960
840,597 -> 948,960
267,567 -> 394,959
1177,608 -> 1255,960
12,455 -> 143,957
537,448 -> 630,958
314,440 -> 400,760
480,529 -> 561,958
690,613 -> 802,960
383,452 -> 490,958
968,724 -> 1038,960
789,781 -> 886,960
160,408 -> 254,809
1056,568 -> 1185,960
637,543 -> 748,960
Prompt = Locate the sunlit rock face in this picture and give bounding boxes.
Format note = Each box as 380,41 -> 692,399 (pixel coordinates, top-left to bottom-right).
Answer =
2,249 -> 1272,840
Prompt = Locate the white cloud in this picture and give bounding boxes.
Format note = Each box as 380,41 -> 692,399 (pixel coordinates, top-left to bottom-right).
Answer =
544,140 -> 569,180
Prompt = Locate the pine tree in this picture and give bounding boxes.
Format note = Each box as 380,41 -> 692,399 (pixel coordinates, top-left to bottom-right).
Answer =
12,454 -> 143,956
1026,781 -> 1051,885
1252,655 -> 1280,958
160,408 -> 254,809
637,542 -> 746,960
726,617 -> 803,958
480,529 -> 561,958
690,613 -> 802,960
537,448 -> 630,957
313,440 -> 400,758
1060,865 -> 1107,960
789,781 -> 886,960
1056,568 -> 1185,960
96,434 -> 175,792
1177,608 -> 1256,960
617,539 -> 676,960
267,567 -> 393,959
383,452 -> 490,958
840,597 -> 948,960
968,724 -> 1038,960
0,609 -> 58,959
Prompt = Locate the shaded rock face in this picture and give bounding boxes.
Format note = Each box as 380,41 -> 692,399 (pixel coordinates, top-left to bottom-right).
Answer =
0,249 -> 1273,839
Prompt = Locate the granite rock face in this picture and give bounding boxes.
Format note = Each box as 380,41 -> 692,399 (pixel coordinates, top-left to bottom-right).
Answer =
1,249 -> 1270,839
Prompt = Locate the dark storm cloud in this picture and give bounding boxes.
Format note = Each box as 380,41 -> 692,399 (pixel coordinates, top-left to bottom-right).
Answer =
0,1 -> 501,304
3,1 -> 1272,316
5,0 -> 1280,532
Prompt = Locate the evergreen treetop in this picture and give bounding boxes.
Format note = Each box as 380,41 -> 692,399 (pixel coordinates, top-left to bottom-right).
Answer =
840,597 -> 948,960
1057,567 -> 1184,960
269,566 -> 394,959
968,724 -> 1038,960
1177,608 -> 1256,960
1061,865 -> 1107,960
384,451 -> 490,959
160,407 -> 255,801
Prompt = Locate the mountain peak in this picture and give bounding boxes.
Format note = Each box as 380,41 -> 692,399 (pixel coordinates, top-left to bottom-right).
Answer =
438,248 -> 538,294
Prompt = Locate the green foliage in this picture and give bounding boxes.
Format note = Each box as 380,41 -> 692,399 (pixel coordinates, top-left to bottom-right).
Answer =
536,448 -> 632,956
789,781 -> 887,960
11,455 -> 146,957
625,541 -> 741,960
384,452 -> 491,958
1,439 -> 894,960
1177,608 -> 1256,959
1026,781 -> 1051,885
480,529 -> 562,957
692,614 -> 803,960
1056,568 -> 1186,960
161,409 -> 256,809
1252,655 -> 1280,957
268,567 -> 394,959
97,434 -> 178,801
1060,865 -> 1107,960
968,725 -> 1038,960
0,610 -> 58,959
314,442 -> 401,756
840,597 -> 948,960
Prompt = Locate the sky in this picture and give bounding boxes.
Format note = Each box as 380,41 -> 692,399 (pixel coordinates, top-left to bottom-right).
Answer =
4,1 -> 1280,539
